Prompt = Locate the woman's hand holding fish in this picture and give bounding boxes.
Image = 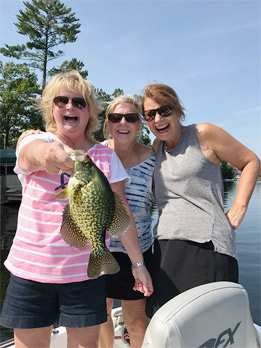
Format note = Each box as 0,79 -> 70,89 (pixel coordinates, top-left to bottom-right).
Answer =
19,140 -> 75,174
37,142 -> 75,174
132,267 -> 154,297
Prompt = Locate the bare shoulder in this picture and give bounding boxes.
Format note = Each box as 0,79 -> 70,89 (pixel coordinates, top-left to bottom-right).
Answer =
196,122 -> 220,136
195,123 -> 222,164
152,138 -> 160,152
196,122 -> 231,143
139,143 -> 154,162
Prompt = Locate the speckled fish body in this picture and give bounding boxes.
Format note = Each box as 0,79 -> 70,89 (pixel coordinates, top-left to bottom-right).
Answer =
54,150 -> 130,279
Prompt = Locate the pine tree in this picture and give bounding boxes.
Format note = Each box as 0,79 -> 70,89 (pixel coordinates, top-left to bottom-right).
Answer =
0,0 -> 80,88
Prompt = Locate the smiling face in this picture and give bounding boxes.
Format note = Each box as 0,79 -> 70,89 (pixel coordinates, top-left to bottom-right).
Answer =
53,88 -> 90,140
143,97 -> 180,147
106,102 -> 141,145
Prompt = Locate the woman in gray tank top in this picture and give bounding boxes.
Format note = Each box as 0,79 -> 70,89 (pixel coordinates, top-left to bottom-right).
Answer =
141,83 -> 260,318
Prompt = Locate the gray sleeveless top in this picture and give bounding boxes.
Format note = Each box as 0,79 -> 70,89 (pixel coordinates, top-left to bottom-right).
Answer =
154,124 -> 237,259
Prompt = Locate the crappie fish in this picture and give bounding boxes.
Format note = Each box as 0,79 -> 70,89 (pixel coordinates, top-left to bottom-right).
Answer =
54,150 -> 130,279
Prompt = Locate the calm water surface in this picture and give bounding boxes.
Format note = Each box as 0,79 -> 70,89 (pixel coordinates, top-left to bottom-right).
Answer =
223,181 -> 260,326
0,181 -> 260,342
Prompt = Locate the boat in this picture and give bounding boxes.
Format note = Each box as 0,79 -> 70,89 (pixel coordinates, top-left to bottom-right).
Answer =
1,282 -> 260,347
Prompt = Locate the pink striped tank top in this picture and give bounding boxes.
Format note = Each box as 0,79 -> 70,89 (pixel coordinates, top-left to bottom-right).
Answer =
4,138 -> 129,283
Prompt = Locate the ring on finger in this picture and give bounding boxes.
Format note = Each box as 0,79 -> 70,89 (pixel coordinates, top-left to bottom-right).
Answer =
58,169 -> 63,175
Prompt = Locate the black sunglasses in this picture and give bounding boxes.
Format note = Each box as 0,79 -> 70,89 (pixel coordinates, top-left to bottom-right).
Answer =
53,96 -> 87,109
108,113 -> 140,123
142,105 -> 173,122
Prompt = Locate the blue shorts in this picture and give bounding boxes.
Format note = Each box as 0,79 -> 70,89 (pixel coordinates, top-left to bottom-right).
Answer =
0,274 -> 107,329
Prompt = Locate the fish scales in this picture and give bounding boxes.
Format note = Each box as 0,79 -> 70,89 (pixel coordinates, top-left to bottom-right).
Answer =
54,150 -> 130,279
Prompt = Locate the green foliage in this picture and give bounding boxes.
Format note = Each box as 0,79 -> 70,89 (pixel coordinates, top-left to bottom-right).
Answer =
0,0 -> 153,148
48,58 -> 88,78
112,88 -> 125,99
0,61 -> 43,148
96,88 -> 115,103
139,120 -> 152,146
135,94 -> 152,146
0,0 -> 81,88
93,88 -> 115,142
220,159 -> 237,180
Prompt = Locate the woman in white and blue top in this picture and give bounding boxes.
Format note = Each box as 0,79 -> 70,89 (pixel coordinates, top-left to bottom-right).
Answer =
99,95 -> 156,348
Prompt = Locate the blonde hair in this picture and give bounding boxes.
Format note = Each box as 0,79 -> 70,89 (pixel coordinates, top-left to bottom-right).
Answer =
103,94 -> 142,139
142,83 -> 186,121
36,70 -> 101,141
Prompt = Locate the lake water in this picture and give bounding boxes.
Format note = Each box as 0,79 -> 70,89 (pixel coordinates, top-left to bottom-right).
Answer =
223,181 -> 261,326
0,181 -> 260,342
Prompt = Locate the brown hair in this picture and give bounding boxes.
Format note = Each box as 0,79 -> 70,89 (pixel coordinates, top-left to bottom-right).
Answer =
142,83 -> 186,121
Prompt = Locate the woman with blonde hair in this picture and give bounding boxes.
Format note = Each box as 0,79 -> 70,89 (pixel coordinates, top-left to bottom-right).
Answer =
99,94 -> 156,348
0,71 -> 153,348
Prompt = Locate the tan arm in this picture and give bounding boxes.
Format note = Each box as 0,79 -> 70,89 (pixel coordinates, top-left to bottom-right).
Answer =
18,139 -> 74,174
197,123 -> 260,229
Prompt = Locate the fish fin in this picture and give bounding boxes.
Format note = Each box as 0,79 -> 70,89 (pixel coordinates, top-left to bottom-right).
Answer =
107,193 -> 130,238
87,248 -> 120,279
53,188 -> 69,200
61,205 -> 89,250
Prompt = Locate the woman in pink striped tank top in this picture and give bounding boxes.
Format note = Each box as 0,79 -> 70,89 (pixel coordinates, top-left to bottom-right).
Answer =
0,70 -> 153,348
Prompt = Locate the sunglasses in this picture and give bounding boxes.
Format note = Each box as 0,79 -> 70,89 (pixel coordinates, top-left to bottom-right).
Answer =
53,96 -> 87,109
142,105 -> 173,122
108,113 -> 140,123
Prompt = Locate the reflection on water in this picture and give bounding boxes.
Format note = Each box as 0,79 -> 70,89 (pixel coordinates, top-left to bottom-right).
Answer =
0,182 -> 260,343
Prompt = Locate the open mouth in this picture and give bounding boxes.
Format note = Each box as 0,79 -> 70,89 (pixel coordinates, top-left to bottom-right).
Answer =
156,124 -> 169,133
64,116 -> 78,122
117,130 -> 129,134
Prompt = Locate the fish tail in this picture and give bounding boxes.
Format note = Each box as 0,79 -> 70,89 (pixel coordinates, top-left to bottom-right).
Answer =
88,248 -> 120,279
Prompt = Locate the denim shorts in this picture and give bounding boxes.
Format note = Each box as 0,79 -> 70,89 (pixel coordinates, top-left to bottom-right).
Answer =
0,274 -> 107,329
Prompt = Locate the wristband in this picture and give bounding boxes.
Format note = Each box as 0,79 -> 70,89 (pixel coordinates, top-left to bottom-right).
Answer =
131,261 -> 145,269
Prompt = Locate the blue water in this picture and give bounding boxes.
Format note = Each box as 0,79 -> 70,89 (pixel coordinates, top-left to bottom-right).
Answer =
223,181 -> 261,325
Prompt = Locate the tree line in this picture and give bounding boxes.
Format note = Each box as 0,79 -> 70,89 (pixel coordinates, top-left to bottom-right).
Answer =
0,0 -> 237,179
0,0 -> 151,149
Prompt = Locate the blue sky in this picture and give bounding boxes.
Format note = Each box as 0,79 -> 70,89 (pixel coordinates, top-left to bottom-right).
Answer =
0,0 -> 260,157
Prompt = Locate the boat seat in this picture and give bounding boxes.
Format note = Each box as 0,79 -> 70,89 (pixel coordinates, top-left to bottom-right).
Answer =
142,282 -> 261,348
